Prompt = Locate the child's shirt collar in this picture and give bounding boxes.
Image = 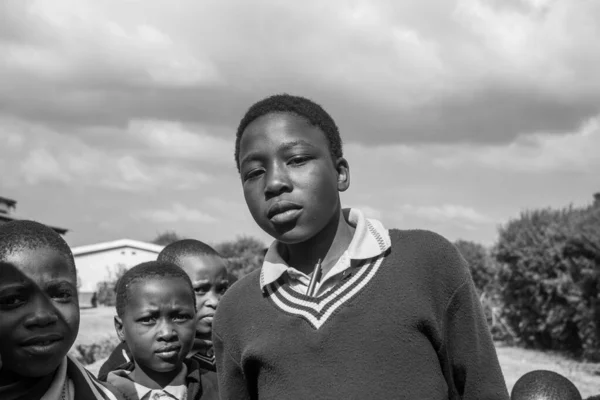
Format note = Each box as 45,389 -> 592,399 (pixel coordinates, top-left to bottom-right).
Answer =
133,364 -> 187,400
108,364 -> 187,400
260,208 -> 391,294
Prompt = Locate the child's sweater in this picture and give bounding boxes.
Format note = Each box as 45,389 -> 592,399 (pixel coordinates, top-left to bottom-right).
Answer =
213,229 -> 509,400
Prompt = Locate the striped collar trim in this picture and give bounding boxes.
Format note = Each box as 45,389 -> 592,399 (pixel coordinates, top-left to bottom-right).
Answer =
264,249 -> 388,329
260,208 -> 391,291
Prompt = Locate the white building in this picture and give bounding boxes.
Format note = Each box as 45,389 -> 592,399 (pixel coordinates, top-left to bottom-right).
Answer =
72,239 -> 164,306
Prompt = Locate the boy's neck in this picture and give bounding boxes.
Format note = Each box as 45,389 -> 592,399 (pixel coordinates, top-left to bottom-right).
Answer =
131,361 -> 183,390
282,208 -> 355,277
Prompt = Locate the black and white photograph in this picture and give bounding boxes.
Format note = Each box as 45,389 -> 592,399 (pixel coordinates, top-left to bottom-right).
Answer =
0,1 -> 599,399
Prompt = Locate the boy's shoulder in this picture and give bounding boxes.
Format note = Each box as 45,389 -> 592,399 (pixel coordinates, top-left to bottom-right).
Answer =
386,228 -> 469,281
66,355 -> 126,400
214,268 -> 262,329
388,228 -> 464,260
221,268 -> 261,304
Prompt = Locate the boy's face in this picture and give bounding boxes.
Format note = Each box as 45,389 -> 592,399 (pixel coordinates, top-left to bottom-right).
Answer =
115,277 -> 196,374
178,255 -> 229,344
0,247 -> 79,384
238,112 -> 349,244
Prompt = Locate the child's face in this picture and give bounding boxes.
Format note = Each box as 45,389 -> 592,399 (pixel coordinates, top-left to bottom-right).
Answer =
178,255 -> 229,343
115,277 -> 196,374
238,112 -> 349,244
0,247 -> 79,384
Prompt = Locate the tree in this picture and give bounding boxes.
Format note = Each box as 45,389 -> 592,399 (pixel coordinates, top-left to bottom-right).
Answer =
152,230 -> 184,246
96,264 -> 128,306
215,236 -> 266,279
494,194 -> 600,360
454,240 -> 498,294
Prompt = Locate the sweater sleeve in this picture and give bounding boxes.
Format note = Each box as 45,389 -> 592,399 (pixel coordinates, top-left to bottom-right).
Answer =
213,330 -> 252,400
441,275 -> 509,400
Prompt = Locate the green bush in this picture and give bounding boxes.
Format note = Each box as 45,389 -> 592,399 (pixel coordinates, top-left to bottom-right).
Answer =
494,197 -> 600,360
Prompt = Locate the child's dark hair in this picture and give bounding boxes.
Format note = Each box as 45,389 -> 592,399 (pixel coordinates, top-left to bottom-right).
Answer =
0,220 -> 75,273
115,261 -> 196,317
157,239 -> 221,265
234,94 -> 343,171
511,370 -> 582,400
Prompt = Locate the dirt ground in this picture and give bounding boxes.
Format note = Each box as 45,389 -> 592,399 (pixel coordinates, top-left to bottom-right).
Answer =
78,307 -> 600,397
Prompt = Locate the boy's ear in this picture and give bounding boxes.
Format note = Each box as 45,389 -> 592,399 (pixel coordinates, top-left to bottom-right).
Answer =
335,157 -> 350,192
114,316 -> 126,343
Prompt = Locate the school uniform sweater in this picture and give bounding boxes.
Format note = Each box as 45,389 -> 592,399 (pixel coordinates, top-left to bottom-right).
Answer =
213,229 -> 509,400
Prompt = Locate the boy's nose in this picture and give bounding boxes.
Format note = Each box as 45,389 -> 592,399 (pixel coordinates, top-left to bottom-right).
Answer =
264,165 -> 291,198
24,308 -> 59,328
157,322 -> 177,341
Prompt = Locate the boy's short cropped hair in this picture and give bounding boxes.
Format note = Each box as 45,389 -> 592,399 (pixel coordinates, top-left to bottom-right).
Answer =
234,93 -> 343,171
157,239 -> 221,264
115,261 -> 196,317
0,220 -> 75,272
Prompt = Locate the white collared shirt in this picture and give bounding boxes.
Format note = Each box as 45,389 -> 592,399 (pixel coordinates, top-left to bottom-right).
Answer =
260,208 -> 391,296
132,364 -> 187,400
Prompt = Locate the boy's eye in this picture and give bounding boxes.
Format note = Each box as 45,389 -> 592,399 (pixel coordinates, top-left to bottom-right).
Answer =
218,282 -> 230,294
0,294 -> 26,309
47,282 -> 75,304
138,316 -> 156,324
173,314 -> 193,323
243,168 -> 264,182
51,290 -> 73,303
194,284 -> 211,295
288,155 -> 310,166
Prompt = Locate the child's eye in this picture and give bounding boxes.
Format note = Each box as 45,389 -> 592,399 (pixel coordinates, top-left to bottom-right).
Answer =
138,316 -> 156,324
0,295 -> 26,309
288,156 -> 310,166
243,168 -> 264,181
194,284 -> 211,295
173,314 -> 192,323
218,282 -> 230,294
52,290 -> 73,303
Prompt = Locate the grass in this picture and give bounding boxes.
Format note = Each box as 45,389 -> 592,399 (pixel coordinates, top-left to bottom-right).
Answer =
75,307 -> 600,398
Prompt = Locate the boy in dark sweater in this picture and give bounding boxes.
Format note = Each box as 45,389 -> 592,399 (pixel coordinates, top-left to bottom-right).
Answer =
213,94 -> 510,399
98,240 -> 231,380
0,220 -> 121,400
105,261 -> 218,400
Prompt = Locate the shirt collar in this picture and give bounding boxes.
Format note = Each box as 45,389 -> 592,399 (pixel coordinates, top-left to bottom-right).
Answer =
133,363 -> 187,400
260,208 -> 391,291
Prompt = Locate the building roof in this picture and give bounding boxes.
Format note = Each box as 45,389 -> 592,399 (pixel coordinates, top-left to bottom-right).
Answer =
72,239 -> 165,257
0,214 -> 68,235
0,196 -> 17,207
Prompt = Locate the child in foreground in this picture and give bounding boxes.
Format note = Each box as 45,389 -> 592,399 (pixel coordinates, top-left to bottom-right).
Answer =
213,94 -> 510,399
98,240 -> 230,380
105,261 -> 218,400
0,220 -> 120,400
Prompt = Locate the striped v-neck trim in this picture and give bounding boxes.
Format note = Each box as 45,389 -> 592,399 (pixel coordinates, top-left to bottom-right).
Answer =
264,251 -> 387,329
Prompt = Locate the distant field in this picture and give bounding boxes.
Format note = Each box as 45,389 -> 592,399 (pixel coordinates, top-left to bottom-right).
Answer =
75,306 -> 119,346
76,307 -> 600,398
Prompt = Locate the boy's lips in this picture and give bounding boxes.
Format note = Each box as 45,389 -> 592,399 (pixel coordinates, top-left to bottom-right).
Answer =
267,201 -> 302,224
20,333 -> 64,355
155,344 -> 182,360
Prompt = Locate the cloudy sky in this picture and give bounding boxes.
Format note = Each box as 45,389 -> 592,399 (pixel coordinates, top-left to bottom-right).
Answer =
1,0 -> 599,249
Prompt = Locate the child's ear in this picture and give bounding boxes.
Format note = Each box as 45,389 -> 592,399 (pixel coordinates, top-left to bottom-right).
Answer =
335,157 -> 350,192
114,316 -> 126,343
